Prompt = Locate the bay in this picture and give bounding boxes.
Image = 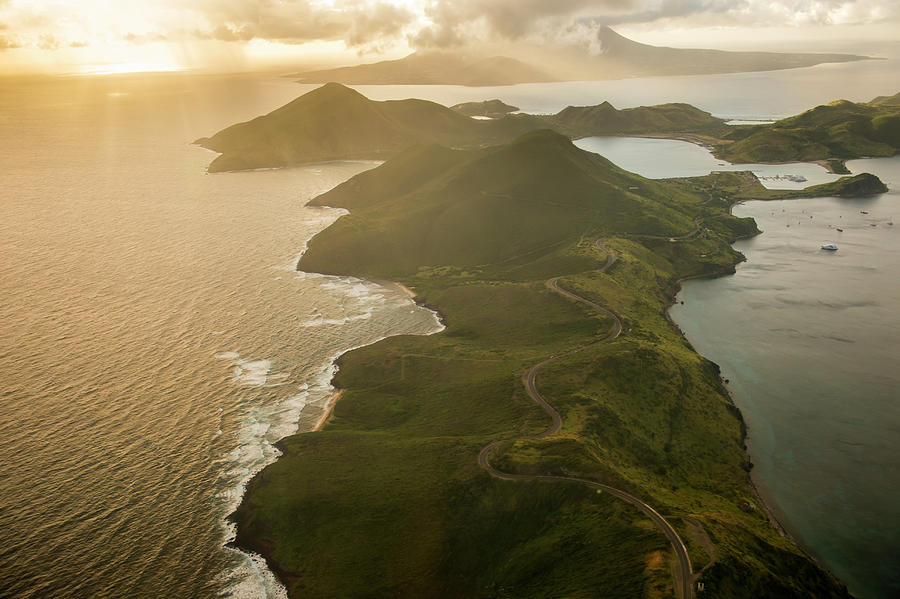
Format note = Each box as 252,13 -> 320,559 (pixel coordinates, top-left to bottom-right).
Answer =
670,157 -> 900,599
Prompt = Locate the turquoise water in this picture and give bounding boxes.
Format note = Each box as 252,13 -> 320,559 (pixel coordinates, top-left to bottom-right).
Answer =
671,157 -> 900,598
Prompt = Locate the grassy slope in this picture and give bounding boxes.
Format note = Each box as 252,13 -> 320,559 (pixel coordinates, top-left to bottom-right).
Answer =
233,133 -> 851,598
195,84 -> 725,172
450,99 -> 520,118
718,94 -> 900,163
197,86 -> 898,174
549,102 -> 728,138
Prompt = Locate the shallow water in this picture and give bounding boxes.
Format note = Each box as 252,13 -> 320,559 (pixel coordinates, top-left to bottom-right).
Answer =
671,156 -> 900,598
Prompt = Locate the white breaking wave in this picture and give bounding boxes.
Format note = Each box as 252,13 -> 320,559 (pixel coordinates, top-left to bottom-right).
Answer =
215,217 -> 445,599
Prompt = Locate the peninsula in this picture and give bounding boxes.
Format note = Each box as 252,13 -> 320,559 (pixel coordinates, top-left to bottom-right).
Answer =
716,92 -> 900,168
197,84 -> 899,174
231,130 -> 868,597
195,83 -> 726,172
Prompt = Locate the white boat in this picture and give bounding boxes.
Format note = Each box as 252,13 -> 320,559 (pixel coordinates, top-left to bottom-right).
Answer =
821,244 -> 839,251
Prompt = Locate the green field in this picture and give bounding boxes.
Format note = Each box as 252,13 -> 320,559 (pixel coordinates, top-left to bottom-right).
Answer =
717,92 -> 900,165
233,132 -> 863,598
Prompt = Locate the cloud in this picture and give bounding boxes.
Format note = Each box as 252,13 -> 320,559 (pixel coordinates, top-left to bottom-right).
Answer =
411,0 -> 900,47
0,0 -> 898,55
413,0 -> 634,47
590,0 -> 899,27
189,0 -> 416,47
0,35 -> 19,50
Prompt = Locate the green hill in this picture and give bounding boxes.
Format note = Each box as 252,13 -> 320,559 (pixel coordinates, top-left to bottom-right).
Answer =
549,101 -> 727,137
300,130 -> 696,278
234,131 -> 852,598
196,84 -> 725,172
451,99 -> 520,118
719,93 -> 900,163
195,83 -> 512,172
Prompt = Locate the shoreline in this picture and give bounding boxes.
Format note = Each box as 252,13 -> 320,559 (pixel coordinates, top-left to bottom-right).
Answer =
223,157 -> 861,597
663,199 -> 797,542
313,390 -> 343,432
226,222 -> 446,596
227,310 -> 445,596
664,195 -> 863,589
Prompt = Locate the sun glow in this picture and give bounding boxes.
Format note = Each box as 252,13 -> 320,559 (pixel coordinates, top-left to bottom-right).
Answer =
76,61 -> 187,76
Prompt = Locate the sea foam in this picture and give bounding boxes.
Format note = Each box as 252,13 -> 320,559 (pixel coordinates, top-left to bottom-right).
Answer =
215,207 -> 443,598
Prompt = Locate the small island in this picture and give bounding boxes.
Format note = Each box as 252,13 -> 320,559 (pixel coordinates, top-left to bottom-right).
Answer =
450,99 -> 520,119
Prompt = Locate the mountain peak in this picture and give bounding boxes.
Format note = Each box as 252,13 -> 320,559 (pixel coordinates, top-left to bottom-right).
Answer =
596,26 -> 631,47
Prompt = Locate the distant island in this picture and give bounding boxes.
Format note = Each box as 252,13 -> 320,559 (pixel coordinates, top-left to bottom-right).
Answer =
196,84 -> 899,174
292,27 -> 871,86
232,129 -> 869,597
717,92 -> 900,168
451,99 -> 520,119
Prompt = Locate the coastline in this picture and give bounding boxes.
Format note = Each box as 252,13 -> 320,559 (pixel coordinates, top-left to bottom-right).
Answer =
227,310 -> 445,596
313,390 -> 343,432
226,225 -> 446,596
663,199 -> 800,541
664,196 -> 866,588
223,152 -> 860,597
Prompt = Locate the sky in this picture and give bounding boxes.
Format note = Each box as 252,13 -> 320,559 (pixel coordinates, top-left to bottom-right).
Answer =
0,0 -> 898,75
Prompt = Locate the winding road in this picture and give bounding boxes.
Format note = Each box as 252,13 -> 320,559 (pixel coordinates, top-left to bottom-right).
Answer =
477,240 -> 695,599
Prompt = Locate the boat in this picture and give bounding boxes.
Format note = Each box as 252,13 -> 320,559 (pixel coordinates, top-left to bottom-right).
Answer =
821,244 -> 838,251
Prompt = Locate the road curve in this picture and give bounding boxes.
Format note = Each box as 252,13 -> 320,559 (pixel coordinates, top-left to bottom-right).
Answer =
477,239 -> 694,599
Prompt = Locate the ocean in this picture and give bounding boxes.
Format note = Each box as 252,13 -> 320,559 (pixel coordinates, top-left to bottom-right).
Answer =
0,74 -> 442,598
670,156 -> 900,599
0,58 -> 897,597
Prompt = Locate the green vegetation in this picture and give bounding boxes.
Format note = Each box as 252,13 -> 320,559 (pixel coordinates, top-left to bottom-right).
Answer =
195,83 -> 522,172
548,102 -> 728,138
668,170 -> 888,204
198,86 -> 898,176
451,99 -> 520,118
234,131 -> 852,598
196,84 -> 725,173
718,93 -> 900,164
